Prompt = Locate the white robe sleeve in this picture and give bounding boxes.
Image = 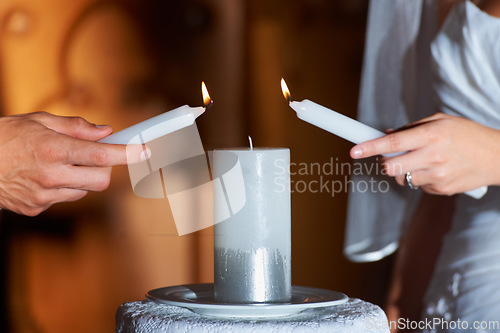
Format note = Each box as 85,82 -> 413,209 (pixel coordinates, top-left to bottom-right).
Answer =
344,0 -> 438,262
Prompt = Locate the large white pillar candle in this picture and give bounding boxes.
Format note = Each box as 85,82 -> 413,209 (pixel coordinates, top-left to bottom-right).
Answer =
213,148 -> 291,304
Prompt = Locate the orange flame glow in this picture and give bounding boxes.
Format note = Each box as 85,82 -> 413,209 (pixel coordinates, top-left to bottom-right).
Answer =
281,78 -> 291,103
202,81 -> 213,108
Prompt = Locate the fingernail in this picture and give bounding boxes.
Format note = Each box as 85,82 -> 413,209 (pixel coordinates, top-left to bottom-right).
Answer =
96,125 -> 110,129
352,148 -> 362,158
140,148 -> 152,161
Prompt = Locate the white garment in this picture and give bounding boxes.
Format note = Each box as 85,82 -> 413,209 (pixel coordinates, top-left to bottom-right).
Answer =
344,0 -> 437,262
346,0 -> 500,329
423,2 -> 500,329
431,1 -> 500,125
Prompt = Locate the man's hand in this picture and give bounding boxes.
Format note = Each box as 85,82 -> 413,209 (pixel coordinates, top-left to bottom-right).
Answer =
0,112 -> 143,216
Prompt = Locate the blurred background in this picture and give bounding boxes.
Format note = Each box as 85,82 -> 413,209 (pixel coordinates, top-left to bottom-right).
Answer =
0,0 -> 394,331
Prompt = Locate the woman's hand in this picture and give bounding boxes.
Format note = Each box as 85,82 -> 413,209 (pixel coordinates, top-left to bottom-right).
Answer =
350,113 -> 500,195
0,111 -> 143,216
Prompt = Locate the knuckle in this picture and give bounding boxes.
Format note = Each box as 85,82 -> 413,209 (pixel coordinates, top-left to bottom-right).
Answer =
37,172 -> 57,188
432,152 -> 444,165
91,149 -> 110,166
39,144 -> 66,162
428,132 -> 439,144
30,191 -> 51,207
434,169 -> 448,182
388,135 -> 401,153
437,185 -> 451,195
71,116 -> 89,128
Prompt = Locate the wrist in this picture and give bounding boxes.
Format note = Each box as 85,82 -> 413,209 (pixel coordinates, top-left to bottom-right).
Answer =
485,127 -> 500,186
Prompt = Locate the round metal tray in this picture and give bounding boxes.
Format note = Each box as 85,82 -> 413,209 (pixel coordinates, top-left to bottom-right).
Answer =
147,283 -> 348,318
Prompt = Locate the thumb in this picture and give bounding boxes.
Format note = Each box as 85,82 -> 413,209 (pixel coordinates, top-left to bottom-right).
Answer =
31,112 -> 114,141
65,123 -> 114,141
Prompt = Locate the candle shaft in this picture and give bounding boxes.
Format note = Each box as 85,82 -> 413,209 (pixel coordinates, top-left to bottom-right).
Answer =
290,99 -> 385,145
99,105 -> 205,145
290,99 -> 487,199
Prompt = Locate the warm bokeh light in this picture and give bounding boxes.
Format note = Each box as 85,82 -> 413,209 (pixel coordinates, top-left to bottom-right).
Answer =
202,81 -> 213,108
0,1 -> 385,330
281,78 -> 291,102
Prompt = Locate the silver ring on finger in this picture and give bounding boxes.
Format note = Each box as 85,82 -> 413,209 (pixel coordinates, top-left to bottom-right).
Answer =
406,171 -> 418,190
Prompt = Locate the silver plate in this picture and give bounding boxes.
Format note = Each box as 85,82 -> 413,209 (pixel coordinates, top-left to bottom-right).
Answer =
147,283 -> 348,318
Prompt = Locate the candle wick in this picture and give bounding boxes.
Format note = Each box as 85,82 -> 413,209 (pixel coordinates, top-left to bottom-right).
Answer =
248,136 -> 253,150
204,100 -> 214,110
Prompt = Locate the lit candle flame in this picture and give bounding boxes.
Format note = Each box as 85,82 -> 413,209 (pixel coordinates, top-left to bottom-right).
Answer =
202,81 -> 213,108
281,78 -> 291,103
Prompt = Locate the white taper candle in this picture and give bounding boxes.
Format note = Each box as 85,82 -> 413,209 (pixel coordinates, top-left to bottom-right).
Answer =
98,105 -> 205,145
281,80 -> 486,199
